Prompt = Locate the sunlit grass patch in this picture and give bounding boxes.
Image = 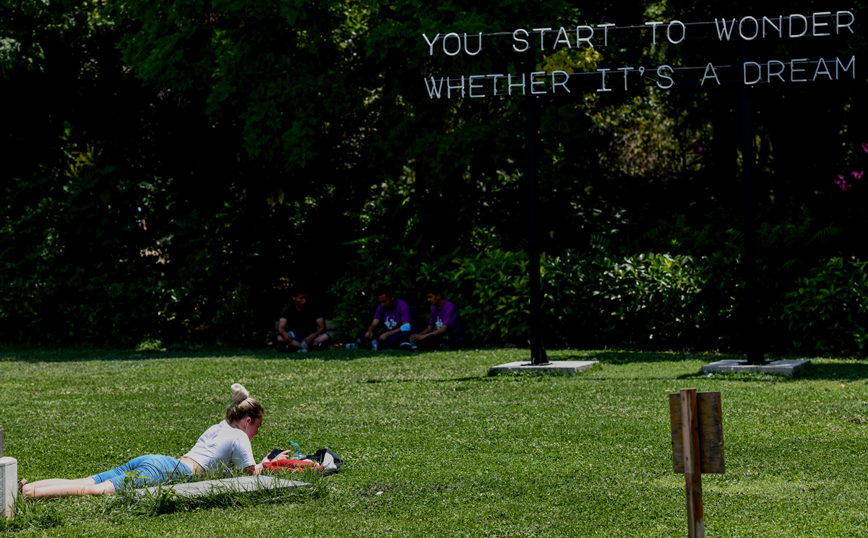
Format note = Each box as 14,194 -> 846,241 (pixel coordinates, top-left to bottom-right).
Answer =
2,495 -> 64,532
2,350 -> 868,536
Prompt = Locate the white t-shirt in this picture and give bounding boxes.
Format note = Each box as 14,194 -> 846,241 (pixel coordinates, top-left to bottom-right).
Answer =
184,420 -> 256,474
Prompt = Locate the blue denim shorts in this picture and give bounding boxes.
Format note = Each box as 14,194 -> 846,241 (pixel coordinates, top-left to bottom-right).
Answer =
91,455 -> 193,490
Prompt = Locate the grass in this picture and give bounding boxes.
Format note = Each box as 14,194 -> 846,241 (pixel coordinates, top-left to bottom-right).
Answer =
2,347 -> 868,537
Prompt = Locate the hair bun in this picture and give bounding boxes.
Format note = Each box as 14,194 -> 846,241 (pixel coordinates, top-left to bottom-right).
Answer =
231,383 -> 250,403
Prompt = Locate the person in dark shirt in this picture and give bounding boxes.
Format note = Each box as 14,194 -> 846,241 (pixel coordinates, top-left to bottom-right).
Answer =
277,289 -> 329,351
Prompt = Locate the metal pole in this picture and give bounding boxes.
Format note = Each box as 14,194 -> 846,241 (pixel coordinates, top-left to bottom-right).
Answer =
525,50 -> 549,365
740,43 -> 764,365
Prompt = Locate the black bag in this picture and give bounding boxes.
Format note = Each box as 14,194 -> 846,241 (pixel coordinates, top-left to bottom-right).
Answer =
302,448 -> 342,471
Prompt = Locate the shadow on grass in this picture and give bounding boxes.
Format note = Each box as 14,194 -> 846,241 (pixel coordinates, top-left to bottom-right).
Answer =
578,350 -> 736,365
0,347 -> 275,363
0,346 -> 400,364
790,362 -> 868,381
7,348 -> 864,385
1,346 -> 720,364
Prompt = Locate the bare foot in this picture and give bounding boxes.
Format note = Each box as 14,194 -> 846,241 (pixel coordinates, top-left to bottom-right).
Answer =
18,478 -> 28,496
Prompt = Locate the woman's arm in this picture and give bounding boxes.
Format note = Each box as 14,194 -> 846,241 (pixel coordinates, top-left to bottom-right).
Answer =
244,464 -> 264,475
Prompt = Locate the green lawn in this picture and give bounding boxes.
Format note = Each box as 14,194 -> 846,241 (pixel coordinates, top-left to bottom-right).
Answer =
2,348 -> 868,537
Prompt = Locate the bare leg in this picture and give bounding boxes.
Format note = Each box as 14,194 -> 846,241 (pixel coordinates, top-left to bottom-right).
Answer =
21,477 -> 116,499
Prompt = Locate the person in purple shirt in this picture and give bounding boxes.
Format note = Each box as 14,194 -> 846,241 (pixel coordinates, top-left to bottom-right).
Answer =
408,285 -> 464,351
359,287 -> 413,350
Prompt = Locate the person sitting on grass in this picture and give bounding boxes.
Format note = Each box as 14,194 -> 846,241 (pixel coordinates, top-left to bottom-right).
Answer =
277,288 -> 330,352
407,285 -> 465,351
358,286 -> 413,350
19,383 -> 290,499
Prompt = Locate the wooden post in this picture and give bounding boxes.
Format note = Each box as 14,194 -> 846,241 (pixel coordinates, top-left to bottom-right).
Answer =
680,388 -> 705,538
670,389 -> 724,536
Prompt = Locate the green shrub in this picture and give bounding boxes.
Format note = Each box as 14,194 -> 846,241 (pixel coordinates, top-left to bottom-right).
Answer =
330,247 -> 530,346
332,248 -> 716,349
781,258 -> 868,356
429,250 -> 531,346
545,252 -> 711,349
330,247 -> 868,355
329,245 -> 436,334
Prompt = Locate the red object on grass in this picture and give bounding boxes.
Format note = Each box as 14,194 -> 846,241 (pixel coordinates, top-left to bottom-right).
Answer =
263,459 -> 324,472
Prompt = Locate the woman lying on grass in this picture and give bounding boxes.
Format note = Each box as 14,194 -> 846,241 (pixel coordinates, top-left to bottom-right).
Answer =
20,383 -> 288,499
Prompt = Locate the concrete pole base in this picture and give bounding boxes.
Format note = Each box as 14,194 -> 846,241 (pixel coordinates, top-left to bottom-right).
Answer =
489,360 -> 598,376
1,457 -> 18,519
702,359 -> 811,378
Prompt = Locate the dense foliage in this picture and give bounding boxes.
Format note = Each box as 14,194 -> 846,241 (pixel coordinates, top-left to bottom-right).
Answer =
1,0 -> 866,354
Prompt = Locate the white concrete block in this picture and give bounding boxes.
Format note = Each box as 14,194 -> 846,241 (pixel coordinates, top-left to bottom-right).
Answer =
702,359 -> 811,378
1,457 -> 17,519
135,475 -> 311,498
489,360 -> 598,376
